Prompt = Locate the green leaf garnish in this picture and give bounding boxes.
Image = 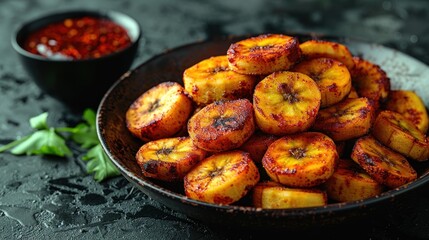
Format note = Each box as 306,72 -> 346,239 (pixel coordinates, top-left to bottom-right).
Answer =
57,109 -> 98,149
29,112 -> 49,130
10,128 -> 72,156
0,113 -> 71,156
83,144 -> 120,182
58,108 -> 120,181
0,109 -> 120,182
0,136 -> 30,153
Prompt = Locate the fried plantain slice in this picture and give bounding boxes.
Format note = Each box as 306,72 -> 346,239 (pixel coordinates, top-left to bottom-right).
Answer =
323,158 -> 384,202
262,132 -> 338,187
184,150 -> 260,205
351,56 -> 390,110
312,97 -> 374,141
253,71 -> 321,135
252,181 -> 327,209
136,137 -> 207,181
299,39 -> 355,71
126,82 -> 194,142
292,57 -> 352,108
188,99 -> 255,152
227,34 -> 301,75
183,55 -> 256,106
372,110 -> 429,161
383,90 -> 428,133
351,135 -> 417,189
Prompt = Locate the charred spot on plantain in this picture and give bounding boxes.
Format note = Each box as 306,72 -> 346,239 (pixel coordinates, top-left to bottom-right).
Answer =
279,83 -> 299,103
333,109 -> 349,118
289,147 -> 306,159
327,84 -> 338,92
156,146 -> 174,156
358,106 -> 370,117
169,165 -> 178,175
281,168 -> 297,174
143,160 -> 158,174
362,153 -> 375,166
250,45 -> 275,52
209,166 -> 225,178
212,116 -> 239,129
147,99 -> 160,113
308,71 -> 322,82
211,66 -> 228,73
192,85 -> 199,94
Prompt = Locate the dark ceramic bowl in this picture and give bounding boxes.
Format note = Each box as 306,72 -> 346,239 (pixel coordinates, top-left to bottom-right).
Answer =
11,9 -> 142,110
97,34 -> 429,231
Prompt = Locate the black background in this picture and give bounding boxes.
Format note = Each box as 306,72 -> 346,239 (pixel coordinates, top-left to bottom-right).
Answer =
1,0 -> 429,239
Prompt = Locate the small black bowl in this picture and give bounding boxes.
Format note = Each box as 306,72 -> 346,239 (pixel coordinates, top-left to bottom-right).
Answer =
11,9 -> 142,110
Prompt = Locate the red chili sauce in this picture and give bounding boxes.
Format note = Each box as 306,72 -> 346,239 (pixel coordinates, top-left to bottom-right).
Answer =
24,16 -> 132,60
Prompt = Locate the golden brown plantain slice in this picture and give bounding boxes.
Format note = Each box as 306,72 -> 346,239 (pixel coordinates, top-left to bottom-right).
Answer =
351,135 -> 417,189
351,57 -> 390,110
253,71 -> 321,135
323,158 -> 384,202
184,150 -> 260,205
227,34 -> 301,75
183,55 -> 257,106
299,39 -> 355,71
136,137 -> 207,181
384,90 -> 429,133
372,110 -> 429,161
126,82 -> 193,142
312,97 -> 374,141
262,132 -> 338,187
252,181 -> 327,209
188,99 -> 255,152
292,57 -> 352,108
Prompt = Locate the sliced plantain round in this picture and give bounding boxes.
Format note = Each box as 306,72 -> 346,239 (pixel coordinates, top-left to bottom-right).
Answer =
383,90 -> 429,134
351,135 -> 417,189
312,97 -> 375,141
372,110 -> 429,161
136,137 -> 207,182
292,57 -> 352,108
351,56 -> 390,110
183,55 -> 257,106
227,34 -> 301,75
262,132 -> 338,187
253,71 -> 321,135
126,81 -> 193,142
299,39 -> 355,71
188,98 -> 255,152
252,181 -> 327,209
184,150 -> 260,205
323,158 -> 385,202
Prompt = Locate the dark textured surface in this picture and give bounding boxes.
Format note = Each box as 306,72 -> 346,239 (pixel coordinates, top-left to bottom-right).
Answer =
1,0 -> 429,239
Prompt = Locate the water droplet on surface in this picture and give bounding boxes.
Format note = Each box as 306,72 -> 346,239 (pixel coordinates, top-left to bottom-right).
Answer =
410,35 -> 418,43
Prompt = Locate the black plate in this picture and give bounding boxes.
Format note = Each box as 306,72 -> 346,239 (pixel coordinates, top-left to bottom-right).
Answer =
96,34 -> 429,231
